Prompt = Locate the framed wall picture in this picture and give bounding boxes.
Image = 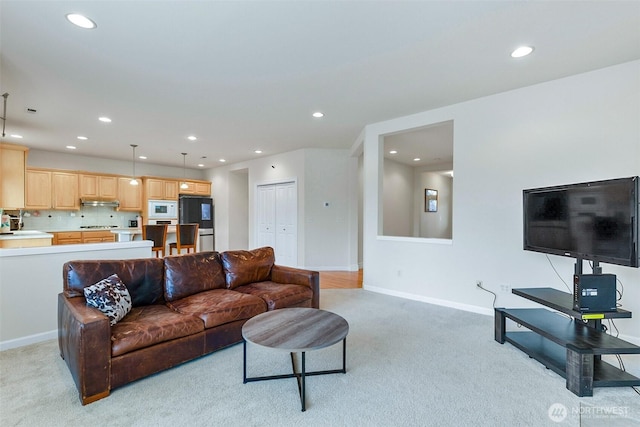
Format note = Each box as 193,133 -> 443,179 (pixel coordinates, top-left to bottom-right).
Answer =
425,189 -> 438,212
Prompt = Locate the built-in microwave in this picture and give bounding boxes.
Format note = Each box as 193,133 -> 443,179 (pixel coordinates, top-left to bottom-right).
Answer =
147,200 -> 177,219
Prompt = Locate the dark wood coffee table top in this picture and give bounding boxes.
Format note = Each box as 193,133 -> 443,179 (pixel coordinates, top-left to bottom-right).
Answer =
242,308 -> 349,353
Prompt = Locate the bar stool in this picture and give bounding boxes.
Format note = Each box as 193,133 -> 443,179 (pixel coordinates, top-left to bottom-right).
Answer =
169,223 -> 199,255
142,224 -> 168,258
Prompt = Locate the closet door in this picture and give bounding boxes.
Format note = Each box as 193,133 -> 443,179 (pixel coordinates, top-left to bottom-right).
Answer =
256,181 -> 297,267
275,182 -> 297,267
256,184 -> 276,249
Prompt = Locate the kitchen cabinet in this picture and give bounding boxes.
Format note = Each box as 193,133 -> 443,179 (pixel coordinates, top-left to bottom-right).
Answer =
52,230 -> 116,244
54,231 -> 83,245
179,180 -> 211,196
0,143 -> 28,209
81,230 -> 116,243
117,177 -> 142,211
79,174 -> 118,199
144,178 -> 179,200
26,169 -> 81,210
52,172 -> 80,210
25,169 -> 52,209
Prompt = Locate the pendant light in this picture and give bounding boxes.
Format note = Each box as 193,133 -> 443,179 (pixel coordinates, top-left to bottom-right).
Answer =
180,153 -> 189,189
130,144 -> 139,186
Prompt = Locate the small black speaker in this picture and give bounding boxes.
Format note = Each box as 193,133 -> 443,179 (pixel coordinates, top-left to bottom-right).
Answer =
573,274 -> 617,312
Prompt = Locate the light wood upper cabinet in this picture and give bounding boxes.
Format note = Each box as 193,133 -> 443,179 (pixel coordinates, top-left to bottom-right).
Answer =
25,169 -> 52,209
145,178 -> 179,200
0,143 -> 28,209
179,180 -> 211,196
165,180 -> 178,200
52,172 -> 79,210
79,174 -> 118,199
117,177 -> 142,211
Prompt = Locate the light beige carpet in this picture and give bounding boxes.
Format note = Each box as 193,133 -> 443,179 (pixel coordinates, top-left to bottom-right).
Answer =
1,289 -> 638,426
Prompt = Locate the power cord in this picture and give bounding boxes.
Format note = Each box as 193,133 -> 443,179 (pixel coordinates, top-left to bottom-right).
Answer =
476,282 -> 497,308
545,254 -> 572,292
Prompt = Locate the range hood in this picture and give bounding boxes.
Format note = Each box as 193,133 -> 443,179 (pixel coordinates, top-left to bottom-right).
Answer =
80,199 -> 120,208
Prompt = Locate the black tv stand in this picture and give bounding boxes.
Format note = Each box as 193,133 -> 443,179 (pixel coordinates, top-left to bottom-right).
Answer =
495,287 -> 640,396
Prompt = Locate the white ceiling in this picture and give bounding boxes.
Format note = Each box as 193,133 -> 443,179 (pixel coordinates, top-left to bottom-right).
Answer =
1,1 -> 639,170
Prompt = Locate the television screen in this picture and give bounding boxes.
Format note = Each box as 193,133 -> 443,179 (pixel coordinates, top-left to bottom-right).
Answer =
523,177 -> 639,268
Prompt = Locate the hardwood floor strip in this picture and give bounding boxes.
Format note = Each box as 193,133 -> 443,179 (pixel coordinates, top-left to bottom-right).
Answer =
319,270 -> 362,289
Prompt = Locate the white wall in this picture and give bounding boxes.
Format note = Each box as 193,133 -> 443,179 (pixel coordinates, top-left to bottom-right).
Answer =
382,158 -> 414,236
360,61 -> 640,373
227,169 -> 249,250
27,149 -> 207,180
208,148 -> 358,270
416,172 -> 452,239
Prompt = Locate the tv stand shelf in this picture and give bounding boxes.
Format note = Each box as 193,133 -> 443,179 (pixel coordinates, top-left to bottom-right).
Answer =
495,287 -> 640,397
512,288 -> 632,320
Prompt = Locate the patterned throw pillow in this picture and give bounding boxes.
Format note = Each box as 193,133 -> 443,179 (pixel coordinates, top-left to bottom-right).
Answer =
84,274 -> 132,325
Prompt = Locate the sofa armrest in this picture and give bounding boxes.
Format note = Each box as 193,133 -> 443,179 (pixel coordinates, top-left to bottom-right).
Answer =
57,293 -> 111,405
270,265 -> 320,308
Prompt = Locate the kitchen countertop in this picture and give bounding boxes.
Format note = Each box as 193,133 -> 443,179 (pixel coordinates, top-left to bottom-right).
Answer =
0,240 -> 152,257
0,230 -> 54,240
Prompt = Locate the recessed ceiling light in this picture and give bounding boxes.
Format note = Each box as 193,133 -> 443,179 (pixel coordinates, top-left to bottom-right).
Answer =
98,116 -> 112,123
197,164 -> 205,168
138,156 -> 147,160
312,112 -> 324,118
219,159 -> 226,163
10,134 -> 23,139
254,150 -> 262,154
187,135 -> 197,141
511,46 -> 534,58
413,158 -> 421,162
66,145 -> 77,150
389,150 -> 397,154
77,136 -> 88,140
66,13 -> 97,29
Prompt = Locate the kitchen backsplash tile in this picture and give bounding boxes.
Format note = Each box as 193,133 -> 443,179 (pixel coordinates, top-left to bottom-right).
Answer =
21,206 -> 141,231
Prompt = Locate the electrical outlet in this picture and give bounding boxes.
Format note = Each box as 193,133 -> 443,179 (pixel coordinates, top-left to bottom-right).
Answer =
500,284 -> 511,293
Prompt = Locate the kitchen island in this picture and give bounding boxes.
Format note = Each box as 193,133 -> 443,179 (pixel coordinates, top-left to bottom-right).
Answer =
0,240 -> 153,350
0,230 -> 54,248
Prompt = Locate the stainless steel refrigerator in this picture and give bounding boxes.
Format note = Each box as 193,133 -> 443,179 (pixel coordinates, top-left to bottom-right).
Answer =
178,195 -> 214,252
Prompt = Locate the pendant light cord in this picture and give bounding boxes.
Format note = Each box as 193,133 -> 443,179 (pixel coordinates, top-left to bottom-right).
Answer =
181,153 -> 189,189
1,93 -> 8,137
130,144 -> 139,185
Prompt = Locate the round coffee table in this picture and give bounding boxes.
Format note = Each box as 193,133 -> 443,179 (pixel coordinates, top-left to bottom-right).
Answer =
242,307 -> 349,411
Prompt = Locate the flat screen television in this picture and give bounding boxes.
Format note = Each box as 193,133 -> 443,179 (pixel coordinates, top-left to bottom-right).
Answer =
523,176 -> 639,268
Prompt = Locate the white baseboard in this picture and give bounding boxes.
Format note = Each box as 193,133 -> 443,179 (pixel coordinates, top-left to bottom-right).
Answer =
0,330 -> 57,351
364,285 -> 494,316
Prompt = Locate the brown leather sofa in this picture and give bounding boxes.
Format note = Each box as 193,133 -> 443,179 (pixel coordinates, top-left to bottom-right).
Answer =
58,247 -> 319,405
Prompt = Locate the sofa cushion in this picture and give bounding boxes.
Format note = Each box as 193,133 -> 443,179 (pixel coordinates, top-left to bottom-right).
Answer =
235,281 -> 313,310
111,304 -> 204,357
167,289 -> 266,329
164,252 -> 227,302
83,274 -> 132,326
220,246 -> 275,289
64,258 -> 165,306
